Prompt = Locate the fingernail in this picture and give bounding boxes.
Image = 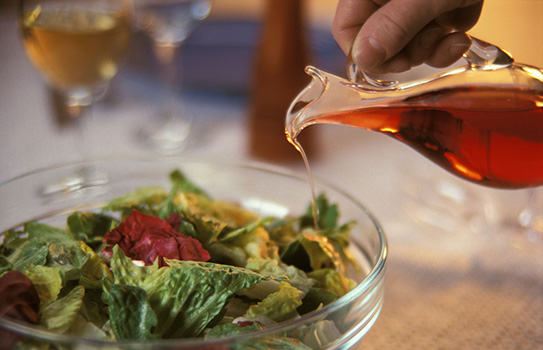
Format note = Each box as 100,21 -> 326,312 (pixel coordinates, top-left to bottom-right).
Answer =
353,37 -> 386,70
420,27 -> 442,49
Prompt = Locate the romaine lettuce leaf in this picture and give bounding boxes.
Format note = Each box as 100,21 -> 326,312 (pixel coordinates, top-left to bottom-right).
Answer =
0,256 -> 11,276
67,212 -> 117,249
308,268 -> 356,297
21,265 -> 62,310
107,247 -> 264,339
103,186 -> 168,218
78,241 -> 112,290
233,336 -> 312,350
206,322 -> 262,337
156,169 -> 207,220
107,245 -> 159,291
39,285 -> 85,333
25,221 -> 77,244
300,193 -> 338,230
207,322 -> 312,350
227,226 -> 272,261
108,284 -> 157,340
296,287 -> 338,315
244,282 -> 302,323
281,234 -> 341,273
245,258 -> 315,294
169,169 -> 207,196
147,259 -> 264,338
290,320 -> 342,349
68,314 -> 109,340
6,240 -> 49,271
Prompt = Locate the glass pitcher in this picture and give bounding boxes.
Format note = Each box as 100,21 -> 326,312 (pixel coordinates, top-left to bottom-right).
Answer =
286,37 -> 543,189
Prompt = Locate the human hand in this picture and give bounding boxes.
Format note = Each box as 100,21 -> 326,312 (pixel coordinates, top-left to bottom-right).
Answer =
332,0 -> 484,74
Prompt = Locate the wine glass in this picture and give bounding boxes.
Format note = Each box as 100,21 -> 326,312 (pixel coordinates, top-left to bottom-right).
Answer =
133,0 -> 212,153
19,0 -> 133,194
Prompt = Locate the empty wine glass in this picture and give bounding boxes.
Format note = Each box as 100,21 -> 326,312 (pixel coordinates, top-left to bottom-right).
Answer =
20,0 -> 133,194
134,0 -> 212,153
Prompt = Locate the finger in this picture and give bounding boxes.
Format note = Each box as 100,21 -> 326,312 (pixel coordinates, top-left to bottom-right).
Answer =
350,0 -> 483,71
403,22 -> 446,67
376,52 -> 413,74
350,0 -> 446,70
426,32 -> 472,68
436,1 -> 484,31
331,0 -> 383,56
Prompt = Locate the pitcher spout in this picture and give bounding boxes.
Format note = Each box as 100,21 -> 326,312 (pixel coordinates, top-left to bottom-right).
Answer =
286,66 -> 376,140
285,65 -> 405,141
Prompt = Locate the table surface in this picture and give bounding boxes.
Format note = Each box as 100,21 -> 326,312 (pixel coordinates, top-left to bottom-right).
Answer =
1,7 -> 542,349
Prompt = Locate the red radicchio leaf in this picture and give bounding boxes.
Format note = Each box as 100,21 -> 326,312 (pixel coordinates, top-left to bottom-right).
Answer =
0,270 -> 40,349
102,210 -> 210,267
166,213 -> 182,232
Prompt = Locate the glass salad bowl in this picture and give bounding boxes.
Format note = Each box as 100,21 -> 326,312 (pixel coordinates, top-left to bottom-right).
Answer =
0,157 -> 387,349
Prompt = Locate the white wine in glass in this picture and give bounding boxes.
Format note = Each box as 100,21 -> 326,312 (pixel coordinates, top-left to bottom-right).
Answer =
20,0 -> 133,194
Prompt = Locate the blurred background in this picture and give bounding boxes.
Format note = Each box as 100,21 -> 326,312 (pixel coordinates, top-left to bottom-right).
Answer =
0,0 -> 542,349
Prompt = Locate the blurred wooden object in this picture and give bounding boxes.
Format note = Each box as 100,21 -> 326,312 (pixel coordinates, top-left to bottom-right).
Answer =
248,0 -> 316,163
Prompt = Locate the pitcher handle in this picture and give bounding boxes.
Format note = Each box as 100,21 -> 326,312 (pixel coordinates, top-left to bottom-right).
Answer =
348,36 -> 514,89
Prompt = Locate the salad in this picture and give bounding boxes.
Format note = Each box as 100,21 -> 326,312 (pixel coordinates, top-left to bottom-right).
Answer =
0,169 -> 359,349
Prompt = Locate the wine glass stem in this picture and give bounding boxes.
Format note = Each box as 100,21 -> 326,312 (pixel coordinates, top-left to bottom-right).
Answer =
154,43 -> 183,93
519,187 -> 543,242
145,42 -> 193,153
64,91 -> 94,161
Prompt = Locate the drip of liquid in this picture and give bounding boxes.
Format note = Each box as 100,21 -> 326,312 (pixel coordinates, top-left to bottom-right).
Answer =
286,132 -> 319,230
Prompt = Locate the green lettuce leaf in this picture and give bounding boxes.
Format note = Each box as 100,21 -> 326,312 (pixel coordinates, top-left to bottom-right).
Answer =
308,268 -> 357,297
232,336 -> 312,350
296,288 -> 338,315
39,285 -> 85,333
103,186 -> 168,217
4,221 -> 86,275
206,322 -> 262,337
25,221 -> 77,243
147,259 -> 264,338
207,323 -> 312,350
300,193 -> 339,230
6,240 -> 49,271
227,226 -> 273,261
299,193 -> 358,270
47,241 -> 95,285
245,258 -> 315,293
22,265 -> 63,310
78,241 -> 111,290
108,284 -> 158,340
105,245 -> 159,298
244,281 -> 302,323
107,247 -> 264,339
79,289 -> 110,330
169,169 -> 207,196
200,223 -> 275,267
281,234 -> 341,273
67,211 -> 117,249
179,208 -> 228,245
68,314 -> 109,340
290,320 -> 341,349
0,255 -> 11,276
